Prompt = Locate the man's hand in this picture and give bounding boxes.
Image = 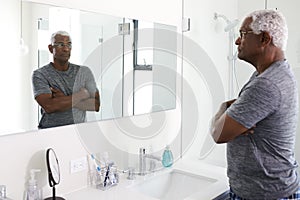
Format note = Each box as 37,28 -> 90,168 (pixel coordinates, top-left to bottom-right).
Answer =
210,99 -> 249,143
226,99 -> 236,108
51,87 -> 90,101
241,125 -> 256,135
77,88 -> 90,100
50,87 -> 65,98
73,90 -> 100,111
36,87 -> 91,113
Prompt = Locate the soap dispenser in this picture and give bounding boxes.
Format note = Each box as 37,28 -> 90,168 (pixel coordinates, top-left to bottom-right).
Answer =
162,145 -> 173,167
0,185 -> 13,200
25,169 -> 42,200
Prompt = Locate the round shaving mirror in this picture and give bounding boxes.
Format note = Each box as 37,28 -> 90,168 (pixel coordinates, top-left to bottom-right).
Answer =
44,148 -> 65,200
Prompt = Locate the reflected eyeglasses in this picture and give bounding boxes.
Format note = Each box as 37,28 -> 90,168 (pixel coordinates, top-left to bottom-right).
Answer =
52,42 -> 72,49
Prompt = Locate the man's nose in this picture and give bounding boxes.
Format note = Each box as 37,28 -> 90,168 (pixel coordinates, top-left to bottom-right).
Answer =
235,37 -> 241,45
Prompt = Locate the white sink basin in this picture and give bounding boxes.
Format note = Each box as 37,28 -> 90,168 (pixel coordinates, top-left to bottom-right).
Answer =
128,169 -> 218,200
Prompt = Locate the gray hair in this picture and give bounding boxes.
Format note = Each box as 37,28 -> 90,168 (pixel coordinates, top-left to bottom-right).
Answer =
50,30 -> 72,44
247,9 -> 288,51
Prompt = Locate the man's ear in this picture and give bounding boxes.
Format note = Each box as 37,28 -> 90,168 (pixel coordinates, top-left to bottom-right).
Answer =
261,32 -> 272,45
48,44 -> 53,53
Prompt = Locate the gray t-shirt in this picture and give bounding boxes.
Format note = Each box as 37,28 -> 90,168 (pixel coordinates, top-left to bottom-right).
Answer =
227,60 -> 299,199
32,62 -> 98,129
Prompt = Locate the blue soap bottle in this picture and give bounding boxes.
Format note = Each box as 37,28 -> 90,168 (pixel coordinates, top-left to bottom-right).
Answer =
162,145 -> 173,167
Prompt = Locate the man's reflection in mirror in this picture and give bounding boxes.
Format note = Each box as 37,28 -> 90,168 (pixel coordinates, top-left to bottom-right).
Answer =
32,30 -> 100,129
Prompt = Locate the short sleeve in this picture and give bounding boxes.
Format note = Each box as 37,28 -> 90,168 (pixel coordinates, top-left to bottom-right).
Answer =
85,67 -> 98,92
32,70 -> 52,98
77,66 -> 98,95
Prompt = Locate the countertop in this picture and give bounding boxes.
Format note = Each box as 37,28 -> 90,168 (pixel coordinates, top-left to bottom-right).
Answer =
63,159 -> 229,200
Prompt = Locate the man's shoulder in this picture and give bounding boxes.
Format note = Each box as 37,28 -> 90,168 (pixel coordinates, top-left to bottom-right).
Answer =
69,63 -> 92,74
34,63 -> 52,73
33,63 -> 53,77
69,63 -> 84,68
257,60 -> 294,88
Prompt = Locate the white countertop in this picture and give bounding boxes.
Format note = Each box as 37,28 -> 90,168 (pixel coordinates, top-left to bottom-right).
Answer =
64,159 -> 229,200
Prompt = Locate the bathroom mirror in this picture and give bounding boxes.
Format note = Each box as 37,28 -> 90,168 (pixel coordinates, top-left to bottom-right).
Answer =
45,148 -> 65,200
0,1 -> 177,135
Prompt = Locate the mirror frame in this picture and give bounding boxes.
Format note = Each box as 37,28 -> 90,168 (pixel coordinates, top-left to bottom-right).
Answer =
45,148 -> 65,200
46,148 -> 60,187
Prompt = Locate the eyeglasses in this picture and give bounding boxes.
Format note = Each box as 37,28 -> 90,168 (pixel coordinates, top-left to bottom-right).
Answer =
52,42 -> 72,49
239,30 -> 255,39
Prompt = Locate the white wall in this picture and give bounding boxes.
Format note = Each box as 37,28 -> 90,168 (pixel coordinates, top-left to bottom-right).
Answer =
181,0 -> 239,166
0,127 -> 88,199
0,0 -> 24,134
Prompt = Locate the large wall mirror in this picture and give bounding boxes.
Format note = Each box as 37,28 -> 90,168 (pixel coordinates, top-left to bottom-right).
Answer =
0,1 -> 177,136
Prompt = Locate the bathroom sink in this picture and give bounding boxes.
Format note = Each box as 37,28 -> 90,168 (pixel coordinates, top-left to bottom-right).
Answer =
128,169 -> 218,200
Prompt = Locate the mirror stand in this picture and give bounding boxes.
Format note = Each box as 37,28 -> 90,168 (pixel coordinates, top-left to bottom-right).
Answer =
44,185 -> 65,200
44,148 -> 65,200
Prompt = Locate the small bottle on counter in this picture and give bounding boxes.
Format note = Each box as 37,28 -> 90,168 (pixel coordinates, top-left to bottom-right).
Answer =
162,145 -> 173,167
0,185 -> 13,200
24,169 -> 43,200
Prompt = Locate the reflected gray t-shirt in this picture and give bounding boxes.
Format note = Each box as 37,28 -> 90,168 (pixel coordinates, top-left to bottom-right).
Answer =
32,62 -> 98,129
227,60 -> 299,199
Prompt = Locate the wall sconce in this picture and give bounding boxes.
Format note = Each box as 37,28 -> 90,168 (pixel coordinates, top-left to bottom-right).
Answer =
19,0 -> 28,55
19,37 -> 29,55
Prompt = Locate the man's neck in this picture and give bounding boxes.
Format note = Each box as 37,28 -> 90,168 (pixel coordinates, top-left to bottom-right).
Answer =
52,61 -> 69,71
256,58 -> 284,74
256,48 -> 285,74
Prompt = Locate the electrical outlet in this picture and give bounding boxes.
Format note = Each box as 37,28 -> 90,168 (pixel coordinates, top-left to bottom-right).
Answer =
70,156 -> 87,174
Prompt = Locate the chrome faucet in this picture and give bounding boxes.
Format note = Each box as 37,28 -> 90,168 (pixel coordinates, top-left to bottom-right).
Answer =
139,147 -> 161,175
123,167 -> 136,180
0,185 -> 7,199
